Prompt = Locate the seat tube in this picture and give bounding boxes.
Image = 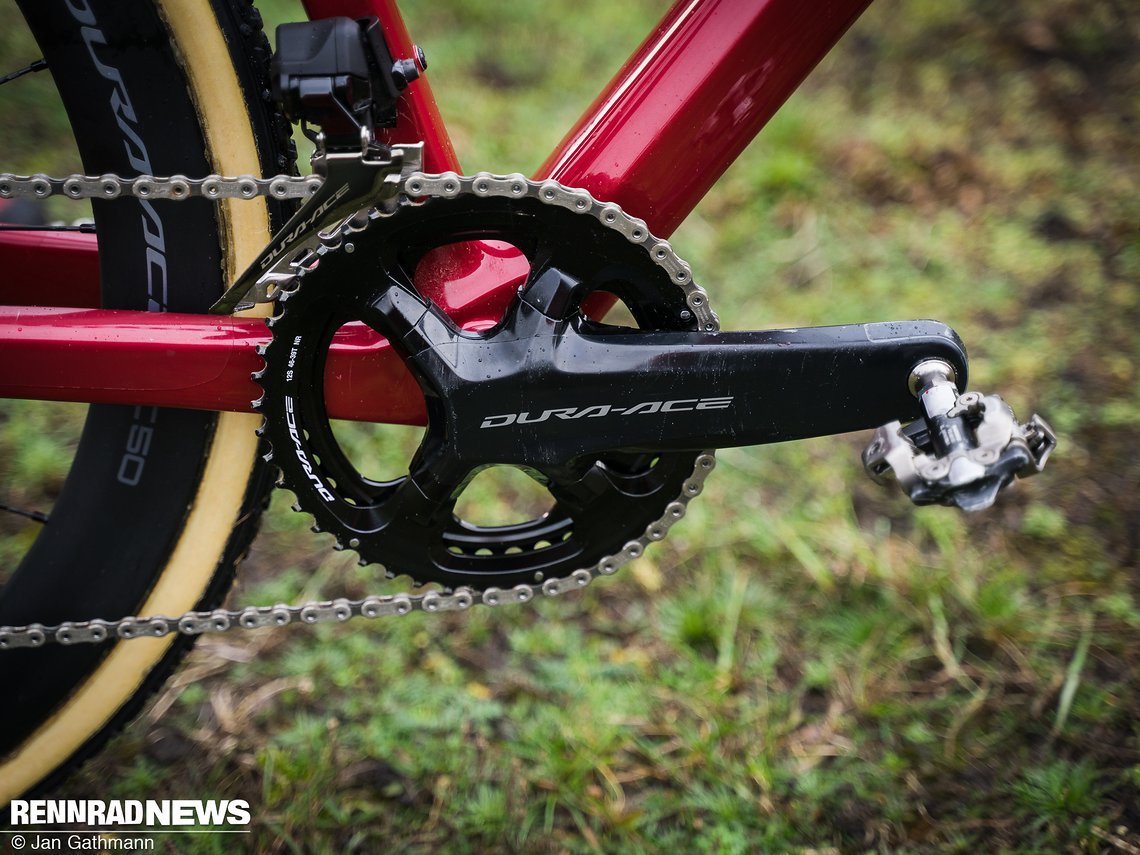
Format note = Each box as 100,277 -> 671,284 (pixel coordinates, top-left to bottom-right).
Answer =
301,0 -> 462,172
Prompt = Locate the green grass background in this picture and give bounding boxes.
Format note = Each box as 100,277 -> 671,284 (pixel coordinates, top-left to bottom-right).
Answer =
2,0 -> 1139,851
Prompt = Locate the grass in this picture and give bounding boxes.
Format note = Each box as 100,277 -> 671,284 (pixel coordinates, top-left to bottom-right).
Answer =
3,0 -> 1140,851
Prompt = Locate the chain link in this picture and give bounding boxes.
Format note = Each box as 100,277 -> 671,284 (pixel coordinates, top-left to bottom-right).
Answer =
0,454 -> 714,649
0,168 -> 718,648
0,171 -> 321,201
401,172 -> 718,331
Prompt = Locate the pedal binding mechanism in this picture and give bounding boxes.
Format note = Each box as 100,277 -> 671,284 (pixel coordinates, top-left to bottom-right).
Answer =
863,359 -> 1056,512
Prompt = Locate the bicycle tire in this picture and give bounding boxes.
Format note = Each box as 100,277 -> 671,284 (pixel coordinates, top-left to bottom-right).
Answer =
0,0 -> 290,800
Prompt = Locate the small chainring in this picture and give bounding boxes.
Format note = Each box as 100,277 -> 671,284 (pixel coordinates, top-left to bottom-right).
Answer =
257,175 -> 716,590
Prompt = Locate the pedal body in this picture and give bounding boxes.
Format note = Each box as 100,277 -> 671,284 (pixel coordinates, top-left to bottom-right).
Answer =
863,360 -> 1056,511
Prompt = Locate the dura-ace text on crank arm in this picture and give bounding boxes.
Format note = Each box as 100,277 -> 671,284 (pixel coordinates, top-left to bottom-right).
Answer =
367,279 -> 969,469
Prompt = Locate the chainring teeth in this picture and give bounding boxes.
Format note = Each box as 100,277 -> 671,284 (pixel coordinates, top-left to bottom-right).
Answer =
255,171 -> 719,599
405,171 -> 719,333
0,453 -> 716,645
0,169 -> 726,647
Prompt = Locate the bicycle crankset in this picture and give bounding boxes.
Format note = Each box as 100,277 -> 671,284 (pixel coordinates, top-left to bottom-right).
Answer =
0,173 -> 1055,650
256,172 -> 986,592
257,176 -> 717,590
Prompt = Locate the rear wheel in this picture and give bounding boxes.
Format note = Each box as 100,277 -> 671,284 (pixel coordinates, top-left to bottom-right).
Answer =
0,0 -> 289,799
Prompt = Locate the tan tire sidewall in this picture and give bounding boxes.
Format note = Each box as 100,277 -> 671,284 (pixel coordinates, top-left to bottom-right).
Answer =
0,0 -> 271,801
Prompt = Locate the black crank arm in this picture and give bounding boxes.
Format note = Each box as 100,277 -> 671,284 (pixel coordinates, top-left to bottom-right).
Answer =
387,291 -> 969,467
476,320 -> 967,461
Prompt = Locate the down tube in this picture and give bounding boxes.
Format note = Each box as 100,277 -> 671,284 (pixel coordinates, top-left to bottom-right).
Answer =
311,0 -> 871,235
539,0 -> 873,237
305,0 -> 870,286
372,0 -> 873,323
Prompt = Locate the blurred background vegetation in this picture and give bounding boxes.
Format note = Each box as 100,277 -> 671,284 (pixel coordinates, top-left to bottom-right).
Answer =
1,0 -> 1138,850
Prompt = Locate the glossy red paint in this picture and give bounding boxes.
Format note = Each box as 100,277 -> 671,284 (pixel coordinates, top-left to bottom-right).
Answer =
0,230 -> 100,308
0,307 -> 265,412
301,0 -> 461,172
301,1 -> 526,326
539,0 -> 873,237
322,240 -> 527,423
3,0 -> 876,420
0,306 -> 428,424
411,240 -> 529,322
320,319 -> 425,424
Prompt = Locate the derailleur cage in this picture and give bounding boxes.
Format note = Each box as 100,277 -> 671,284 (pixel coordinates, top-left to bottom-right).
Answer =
210,17 -> 427,315
863,359 -> 1056,511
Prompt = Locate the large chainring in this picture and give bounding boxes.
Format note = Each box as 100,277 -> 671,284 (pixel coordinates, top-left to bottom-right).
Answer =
258,174 -> 718,591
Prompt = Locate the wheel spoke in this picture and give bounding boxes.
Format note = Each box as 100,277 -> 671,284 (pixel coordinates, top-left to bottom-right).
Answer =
0,224 -> 95,233
0,59 -> 47,87
0,502 -> 48,524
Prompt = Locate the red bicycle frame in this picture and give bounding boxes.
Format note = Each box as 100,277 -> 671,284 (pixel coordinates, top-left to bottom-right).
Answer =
0,0 -> 871,424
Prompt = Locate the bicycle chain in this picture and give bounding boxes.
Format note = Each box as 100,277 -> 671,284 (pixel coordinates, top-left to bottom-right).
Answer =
0,171 -> 320,201
0,168 -> 718,649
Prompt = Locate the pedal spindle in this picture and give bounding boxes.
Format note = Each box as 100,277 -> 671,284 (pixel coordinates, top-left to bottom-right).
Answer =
863,359 -> 1056,512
